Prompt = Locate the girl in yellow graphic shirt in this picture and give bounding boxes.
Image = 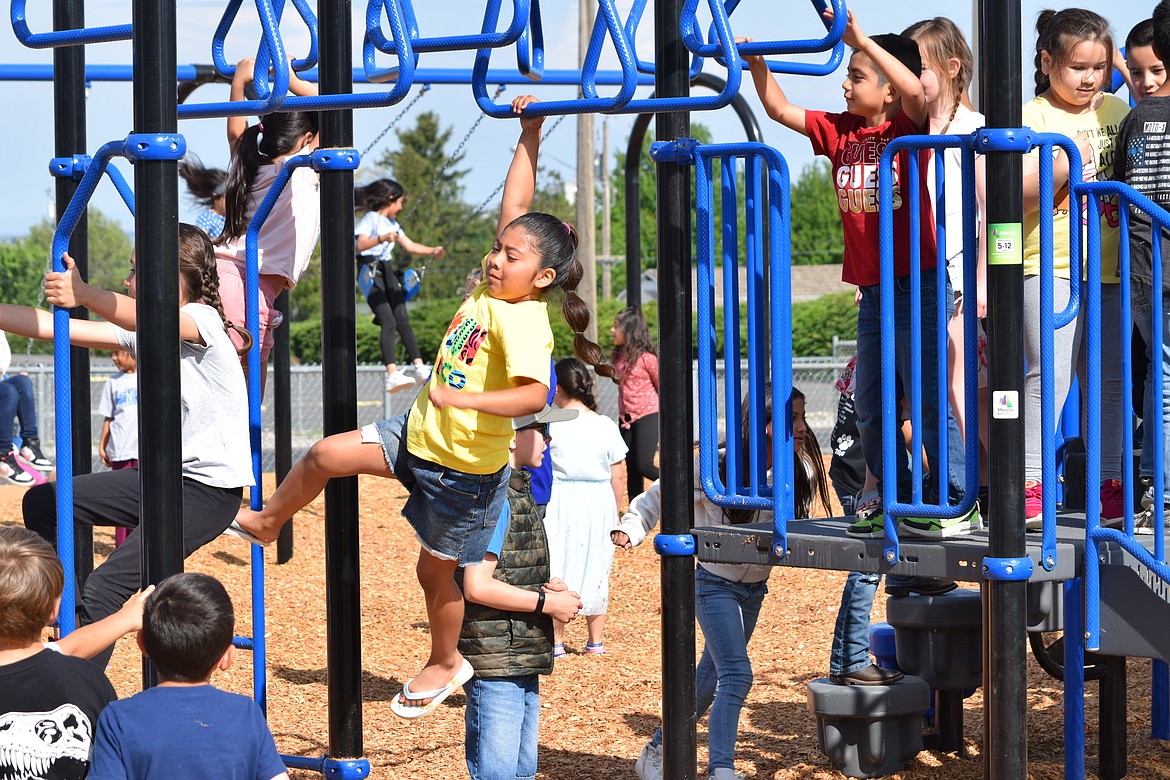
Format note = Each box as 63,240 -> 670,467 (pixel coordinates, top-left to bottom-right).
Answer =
1019,9 -> 1129,529
228,95 -> 612,719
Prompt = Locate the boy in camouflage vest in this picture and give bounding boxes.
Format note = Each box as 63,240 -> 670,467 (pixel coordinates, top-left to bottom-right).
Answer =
458,404 -> 585,780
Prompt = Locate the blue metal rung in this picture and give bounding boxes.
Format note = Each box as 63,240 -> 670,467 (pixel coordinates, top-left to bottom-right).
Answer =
123,134 -> 187,162
649,139 -> 698,165
49,155 -> 92,180
281,755 -> 371,778
981,556 -> 1035,581
11,0 -> 130,48
233,636 -> 255,651
307,148 -> 361,172
654,534 -> 696,557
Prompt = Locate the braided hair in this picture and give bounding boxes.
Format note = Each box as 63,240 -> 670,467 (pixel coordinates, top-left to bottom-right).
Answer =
179,224 -> 253,356
506,212 -> 615,380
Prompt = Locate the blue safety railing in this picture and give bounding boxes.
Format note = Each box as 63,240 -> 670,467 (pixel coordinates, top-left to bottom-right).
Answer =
651,139 -> 795,559
876,135 -> 981,565
238,145 -> 360,736
48,134 -> 187,634
11,0 -> 131,48
686,0 -> 846,77
49,155 -> 136,215
473,0 -> 638,116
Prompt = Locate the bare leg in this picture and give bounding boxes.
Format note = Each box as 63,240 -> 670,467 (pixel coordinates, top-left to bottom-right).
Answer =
235,430 -> 394,543
586,613 -> 606,646
553,619 -> 565,648
947,295 -> 967,441
401,548 -> 465,705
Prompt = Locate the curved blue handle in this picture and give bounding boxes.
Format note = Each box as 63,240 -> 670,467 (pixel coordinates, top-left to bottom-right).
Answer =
622,0 -> 704,79
11,0 -> 130,48
473,0 -> 638,117
211,0 -> 316,78
363,0 -> 419,84
515,0 -> 545,80
184,0 -> 290,119
689,0 -> 846,77
368,0 -> 529,55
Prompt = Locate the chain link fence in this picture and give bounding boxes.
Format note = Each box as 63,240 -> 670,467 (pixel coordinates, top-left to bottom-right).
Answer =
11,355 -> 849,472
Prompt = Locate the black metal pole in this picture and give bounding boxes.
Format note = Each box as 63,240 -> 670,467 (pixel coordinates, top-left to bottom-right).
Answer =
981,0 -> 1028,775
53,0 -> 93,600
132,0 -> 182,689
655,0 -> 695,778
624,73 -> 762,305
274,290 -> 294,564
319,0 -> 363,758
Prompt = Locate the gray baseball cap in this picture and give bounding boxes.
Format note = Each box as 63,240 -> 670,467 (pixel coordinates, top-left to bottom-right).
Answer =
512,404 -> 579,430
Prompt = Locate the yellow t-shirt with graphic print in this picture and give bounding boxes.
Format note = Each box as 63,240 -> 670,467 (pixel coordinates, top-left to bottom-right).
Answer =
1022,93 -> 1129,281
407,283 -> 553,474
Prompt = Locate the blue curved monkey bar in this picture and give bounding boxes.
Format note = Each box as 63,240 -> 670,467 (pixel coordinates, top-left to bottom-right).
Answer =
620,0 -> 704,80
10,0 -> 130,48
367,0 -> 529,54
211,0 -> 318,80
238,146 -> 361,722
685,0 -> 847,77
876,134 -> 981,565
49,134 -> 187,635
652,139 -> 794,559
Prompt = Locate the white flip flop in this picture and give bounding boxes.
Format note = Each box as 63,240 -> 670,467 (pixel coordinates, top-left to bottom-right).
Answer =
222,520 -> 273,548
389,659 -> 474,720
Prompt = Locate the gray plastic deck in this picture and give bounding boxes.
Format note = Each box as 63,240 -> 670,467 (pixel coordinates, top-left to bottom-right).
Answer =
693,514 -> 1091,583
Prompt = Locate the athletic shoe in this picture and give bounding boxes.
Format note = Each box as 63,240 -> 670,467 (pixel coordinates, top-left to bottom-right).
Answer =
18,438 -> 53,472
385,370 -> 417,393
635,741 -> 663,780
708,769 -> 746,780
900,505 -> 982,539
829,663 -> 904,686
0,451 -> 36,486
1024,480 -> 1044,531
584,641 -> 606,655
1099,480 -> 1125,526
407,363 -> 432,385
846,492 -> 886,538
1134,507 -> 1161,536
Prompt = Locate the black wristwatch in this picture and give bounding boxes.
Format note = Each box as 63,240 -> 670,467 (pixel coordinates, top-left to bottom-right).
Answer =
534,590 -> 546,616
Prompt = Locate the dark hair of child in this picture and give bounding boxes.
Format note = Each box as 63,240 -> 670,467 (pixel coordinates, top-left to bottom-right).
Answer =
219,110 -> 320,241
863,33 -> 924,82
719,386 -> 830,524
178,155 -> 228,208
0,526 -> 64,644
1149,1 -> 1170,61
554,357 -> 598,412
507,213 -> 616,380
178,224 -> 253,356
612,306 -> 656,371
141,572 -> 235,683
1033,8 -> 1114,97
355,179 -> 405,214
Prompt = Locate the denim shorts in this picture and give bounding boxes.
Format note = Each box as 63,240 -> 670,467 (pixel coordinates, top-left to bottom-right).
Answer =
368,413 -> 508,566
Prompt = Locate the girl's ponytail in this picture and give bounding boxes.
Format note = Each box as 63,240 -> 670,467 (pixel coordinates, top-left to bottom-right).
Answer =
559,257 -> 616,381
1034,9 -> 1057,97
219,124 -> 265,242
179,155 -> 228,207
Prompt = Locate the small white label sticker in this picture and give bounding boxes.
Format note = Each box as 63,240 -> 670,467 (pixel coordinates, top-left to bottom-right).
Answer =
993,390 -> 1019,419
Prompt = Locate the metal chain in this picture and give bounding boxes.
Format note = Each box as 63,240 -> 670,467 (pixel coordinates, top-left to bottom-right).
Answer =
399,84 -> 506,227
359,84 -> 431,159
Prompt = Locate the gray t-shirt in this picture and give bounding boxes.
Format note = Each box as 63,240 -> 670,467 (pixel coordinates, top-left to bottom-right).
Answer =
1113,95 -> 1170,291
114,303 -> 253,488
97,370 -> 139,463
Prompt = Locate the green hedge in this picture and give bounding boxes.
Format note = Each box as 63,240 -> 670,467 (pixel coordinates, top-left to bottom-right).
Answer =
287,292 -> 856,364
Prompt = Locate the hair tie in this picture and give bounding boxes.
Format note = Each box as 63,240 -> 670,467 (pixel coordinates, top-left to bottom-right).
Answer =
255,122 -> 265,150
562,221 -> 572,235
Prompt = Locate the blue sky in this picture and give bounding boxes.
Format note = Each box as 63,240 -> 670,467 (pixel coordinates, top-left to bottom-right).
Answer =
0,0 -> 1149,239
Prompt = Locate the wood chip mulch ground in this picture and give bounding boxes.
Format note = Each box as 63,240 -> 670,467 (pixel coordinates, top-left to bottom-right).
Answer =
3,475 -> 1170,779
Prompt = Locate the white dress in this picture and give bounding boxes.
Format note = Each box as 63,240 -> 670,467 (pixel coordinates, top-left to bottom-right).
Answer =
545,411 -> 628,615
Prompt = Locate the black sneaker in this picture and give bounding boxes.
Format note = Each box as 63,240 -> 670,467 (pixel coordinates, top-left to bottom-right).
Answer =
830,663 -> 905,686
18,438 -> 53,472
0,451 -> 35,486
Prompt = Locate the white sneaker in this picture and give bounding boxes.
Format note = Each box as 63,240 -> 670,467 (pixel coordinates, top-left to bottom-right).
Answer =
0,452 -> 35,486
408,363 -> 432,385
634,741 -> 663,780
385,370 -> 417,393
708,769 -> 745,780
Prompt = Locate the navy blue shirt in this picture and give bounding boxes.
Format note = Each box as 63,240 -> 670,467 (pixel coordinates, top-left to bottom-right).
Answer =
524,359 -> 556,505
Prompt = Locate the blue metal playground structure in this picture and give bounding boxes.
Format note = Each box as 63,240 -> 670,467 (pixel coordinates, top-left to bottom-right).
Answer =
7,0 -> 1170,778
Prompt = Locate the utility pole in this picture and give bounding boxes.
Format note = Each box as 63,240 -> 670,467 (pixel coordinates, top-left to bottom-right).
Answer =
601,117 -> 613,300
577,0 -> 598,338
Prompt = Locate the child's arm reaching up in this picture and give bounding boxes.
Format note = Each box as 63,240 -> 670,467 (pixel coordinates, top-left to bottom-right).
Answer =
498,95 -> 544,234
837,9 -> 927,131
740,38 -> 807,134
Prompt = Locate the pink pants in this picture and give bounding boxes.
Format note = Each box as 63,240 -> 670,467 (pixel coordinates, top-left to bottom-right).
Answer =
215,258 -> 283,368
111,459 -> 139,547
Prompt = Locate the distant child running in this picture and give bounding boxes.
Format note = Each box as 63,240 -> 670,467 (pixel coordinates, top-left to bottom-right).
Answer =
354,178 -> 446,393
87,573 -> 288,780
743,9 -> 975,538
543,357 -> 626,656
228,95 -> 613,720
459,405 -> 584,780
612,306 -> 659,500
0,526 -> 117,780
616,387 -> 830,780
179,155 -> 228,240
1114,1 -> 1170,531
0,329 -> 54,486
15,225 -> 253,667
1020,9 -> 1129,528
215,57 -> 320,372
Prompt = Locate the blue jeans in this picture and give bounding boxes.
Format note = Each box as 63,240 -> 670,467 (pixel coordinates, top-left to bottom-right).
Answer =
1133,282 -> 1170,501
465,675 -> 540,780
854,276 -> 965,506
0,373 -> 38,447
650,567 -> 767,772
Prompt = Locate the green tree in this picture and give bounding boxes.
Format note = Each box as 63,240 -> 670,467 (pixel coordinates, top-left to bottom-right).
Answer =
789,160 -> 843,265
26,209 -> 133,293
